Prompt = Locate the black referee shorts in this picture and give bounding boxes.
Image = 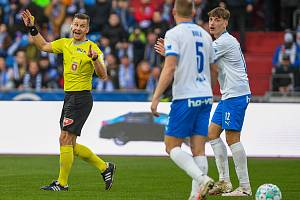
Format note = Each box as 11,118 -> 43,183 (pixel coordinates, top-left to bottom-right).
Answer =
60,90 -> 93,136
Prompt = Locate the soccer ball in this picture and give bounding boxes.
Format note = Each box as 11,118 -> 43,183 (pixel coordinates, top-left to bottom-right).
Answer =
255,183 -> 282,200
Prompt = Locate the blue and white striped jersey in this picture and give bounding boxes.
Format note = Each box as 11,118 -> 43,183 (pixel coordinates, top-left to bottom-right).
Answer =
164,22 -> 215,100
213,32 -> 251,100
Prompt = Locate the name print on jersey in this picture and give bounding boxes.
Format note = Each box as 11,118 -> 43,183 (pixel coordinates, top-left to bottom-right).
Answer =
192,30 -> 202,37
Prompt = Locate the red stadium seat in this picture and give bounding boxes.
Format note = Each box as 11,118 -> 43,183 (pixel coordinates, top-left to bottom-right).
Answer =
231,32 -> 284,96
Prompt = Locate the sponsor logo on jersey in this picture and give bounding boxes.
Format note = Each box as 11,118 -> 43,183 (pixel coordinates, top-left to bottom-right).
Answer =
225,120 -> 230,127
63,117 -> 74,127
71,62 -> 78,72
188,98 -> 213,107
76,48 -> 87,54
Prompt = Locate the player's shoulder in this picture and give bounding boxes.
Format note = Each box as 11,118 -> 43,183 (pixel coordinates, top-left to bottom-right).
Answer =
87,40 -> 103,54
199,27 -> 213,42
52,37 -> 70,44
165,25 -> 181,37
87,39 -> 96,45
166,22 -> 195,34
86,39 -> 99,48
214,32 -> 237,47
78,39 -> 98,49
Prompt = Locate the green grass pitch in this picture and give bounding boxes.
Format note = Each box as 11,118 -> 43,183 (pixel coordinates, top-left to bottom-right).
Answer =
0,155 -> 299,200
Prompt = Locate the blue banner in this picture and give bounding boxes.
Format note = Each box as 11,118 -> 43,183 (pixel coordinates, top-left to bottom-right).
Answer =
0,90 -> 151,101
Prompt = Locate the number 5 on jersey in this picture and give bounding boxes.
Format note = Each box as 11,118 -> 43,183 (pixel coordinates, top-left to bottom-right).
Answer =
195,42 -> 204,74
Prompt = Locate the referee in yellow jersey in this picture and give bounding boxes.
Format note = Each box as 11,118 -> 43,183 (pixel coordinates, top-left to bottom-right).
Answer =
22,10 -> 116,191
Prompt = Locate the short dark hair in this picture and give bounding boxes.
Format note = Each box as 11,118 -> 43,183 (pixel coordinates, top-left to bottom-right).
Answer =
74,13 -> 90,24
208,7 -> 230,21
174,0 -> 194,18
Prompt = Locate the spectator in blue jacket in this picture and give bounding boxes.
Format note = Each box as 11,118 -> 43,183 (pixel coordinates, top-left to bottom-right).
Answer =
273,32 -> 300,69
0,56 -> 13,90
118,55 -> 135,90
273,32 -> 300,90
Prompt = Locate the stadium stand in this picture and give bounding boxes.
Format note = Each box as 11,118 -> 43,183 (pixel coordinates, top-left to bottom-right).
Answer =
0,0 -> 300,102
246,32 -> 284,96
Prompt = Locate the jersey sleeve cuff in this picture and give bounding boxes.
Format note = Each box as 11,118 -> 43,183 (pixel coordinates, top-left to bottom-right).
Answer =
165,52 -> 179,56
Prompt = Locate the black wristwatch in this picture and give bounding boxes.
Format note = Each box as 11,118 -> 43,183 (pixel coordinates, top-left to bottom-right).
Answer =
92,55 -> 98,61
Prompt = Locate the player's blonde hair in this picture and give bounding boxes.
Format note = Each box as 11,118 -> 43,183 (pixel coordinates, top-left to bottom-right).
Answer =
208,7 -> 230,21
174,0 -> 194,18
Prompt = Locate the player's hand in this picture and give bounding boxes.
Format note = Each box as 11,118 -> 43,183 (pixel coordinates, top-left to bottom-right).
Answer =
88,44 -> 98,61
154,38 -> 165,57
151,98 -> 160,117
21,9 -> 35,27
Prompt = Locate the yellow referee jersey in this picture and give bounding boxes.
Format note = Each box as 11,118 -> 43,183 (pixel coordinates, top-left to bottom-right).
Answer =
51,38 -> 105,91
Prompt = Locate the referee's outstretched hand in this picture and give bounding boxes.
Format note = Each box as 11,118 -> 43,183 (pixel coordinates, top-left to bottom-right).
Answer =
88,44 -> 98,61
21,9 -> 35,27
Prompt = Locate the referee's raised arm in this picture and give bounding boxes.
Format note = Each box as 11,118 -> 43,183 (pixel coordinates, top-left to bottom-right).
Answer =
21,9 -> 53,53
87,44 -> 108,80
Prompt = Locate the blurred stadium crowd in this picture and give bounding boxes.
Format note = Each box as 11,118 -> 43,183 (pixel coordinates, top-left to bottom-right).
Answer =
0,0 -> 299,94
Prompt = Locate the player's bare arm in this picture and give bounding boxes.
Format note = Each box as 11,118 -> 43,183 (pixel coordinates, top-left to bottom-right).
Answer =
88,45 -> 107,80
21,9 -> 52,52
151,56 -> 176,117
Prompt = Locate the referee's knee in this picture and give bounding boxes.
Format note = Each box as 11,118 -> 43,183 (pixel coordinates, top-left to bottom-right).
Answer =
59,131 -> 76,146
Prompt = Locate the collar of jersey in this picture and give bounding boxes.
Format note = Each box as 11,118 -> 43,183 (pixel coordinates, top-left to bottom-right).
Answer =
221,31 -> 228,35
72,39 -> 89,46
178,21 -> 194,25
